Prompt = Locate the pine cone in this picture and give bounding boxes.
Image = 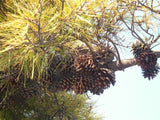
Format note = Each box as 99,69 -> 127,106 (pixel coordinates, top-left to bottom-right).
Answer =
47,46 -> 116,95
142,66 -> 159,80
90,68 -> 115,95
132,42 -> 159,80
137,52 -> 157,69
132,42 -> 150,59
96,47 -> 114,63
74,54 -> 98,75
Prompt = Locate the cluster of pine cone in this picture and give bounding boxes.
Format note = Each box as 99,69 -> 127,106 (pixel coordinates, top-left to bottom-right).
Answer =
47,46 -> 115,95
132,42 -> 159,80
0,45 -> 116,107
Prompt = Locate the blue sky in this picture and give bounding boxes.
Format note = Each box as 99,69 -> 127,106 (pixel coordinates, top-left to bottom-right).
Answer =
91,58 -> 160,120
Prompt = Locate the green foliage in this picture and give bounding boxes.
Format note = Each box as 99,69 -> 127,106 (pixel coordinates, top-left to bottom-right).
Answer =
29,92 -> 100,120
0,92 -> 101,120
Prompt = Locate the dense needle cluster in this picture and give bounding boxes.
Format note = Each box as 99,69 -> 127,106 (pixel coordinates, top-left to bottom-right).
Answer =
132,42 -> 159,80
48,46 -> 115,95
0,75 -> 40,108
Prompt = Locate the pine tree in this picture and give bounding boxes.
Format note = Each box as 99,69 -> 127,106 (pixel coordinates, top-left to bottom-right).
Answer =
0,0 -> 160,119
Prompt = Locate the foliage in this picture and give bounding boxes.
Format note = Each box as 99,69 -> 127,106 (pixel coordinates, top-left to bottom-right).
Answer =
0,0 -> 121,80
0,0 -> 160,119
0,92 -> 101,120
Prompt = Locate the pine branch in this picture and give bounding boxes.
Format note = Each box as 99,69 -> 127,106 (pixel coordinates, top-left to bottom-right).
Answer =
110,50 -> 160,71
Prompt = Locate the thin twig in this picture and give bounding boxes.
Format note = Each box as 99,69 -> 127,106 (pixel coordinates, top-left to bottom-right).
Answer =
60,0 -> 65,11
25,34 -> 37,47
151,43 -> 160,49
137,22 -> 154,41
130,8 -> 145,43
29,26 -> 39,37
0,93 -> 7,106
53,92 -> 60,106
138,1 -> 160,14
24,17 -> 38,25
150,34 -> 160,46
119,14 -> 144,43
38,0 -> 43,44
106,36 -> 123,70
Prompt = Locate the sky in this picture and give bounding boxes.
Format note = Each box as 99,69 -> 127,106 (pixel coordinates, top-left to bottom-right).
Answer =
89,7 -> 160,119
91,58 -> 160,120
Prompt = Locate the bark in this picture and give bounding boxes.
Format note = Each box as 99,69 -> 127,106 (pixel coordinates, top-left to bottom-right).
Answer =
110,50 -> 160,71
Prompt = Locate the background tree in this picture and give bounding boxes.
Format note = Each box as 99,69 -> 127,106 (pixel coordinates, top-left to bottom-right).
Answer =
0,91 -> 101,120
0,0 -> 160,119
